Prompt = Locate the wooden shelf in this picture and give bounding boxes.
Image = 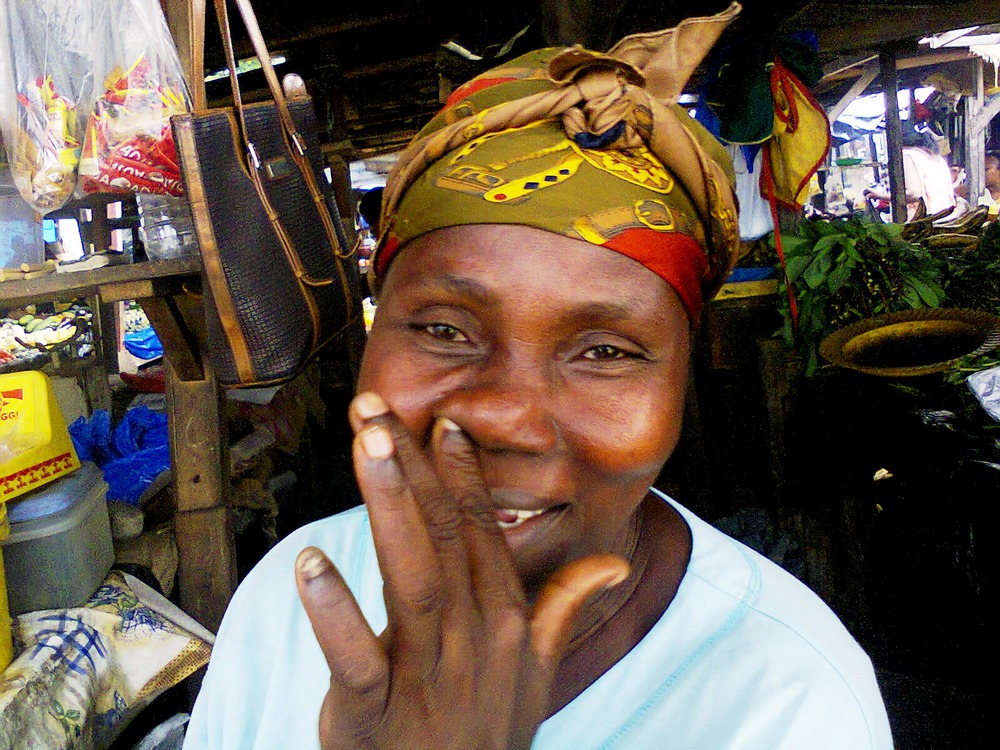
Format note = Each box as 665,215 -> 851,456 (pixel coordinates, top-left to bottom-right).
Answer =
0,257 -> 201,307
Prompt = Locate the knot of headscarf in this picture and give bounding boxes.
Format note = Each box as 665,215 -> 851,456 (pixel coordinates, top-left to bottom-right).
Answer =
373,2 -> 743,321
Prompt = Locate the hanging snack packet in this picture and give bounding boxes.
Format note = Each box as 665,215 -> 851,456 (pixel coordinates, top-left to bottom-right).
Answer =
0,1 -> 96,213
78,0 -> 192,196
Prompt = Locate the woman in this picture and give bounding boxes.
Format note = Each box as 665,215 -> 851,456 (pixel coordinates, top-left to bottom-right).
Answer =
864,123 -> 956,222
183,6 -> 892,748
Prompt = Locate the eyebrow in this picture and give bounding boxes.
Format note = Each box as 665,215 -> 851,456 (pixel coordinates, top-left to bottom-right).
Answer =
564,300 -> 636,322
431,274 -> 492,304
431,275 -> 636,318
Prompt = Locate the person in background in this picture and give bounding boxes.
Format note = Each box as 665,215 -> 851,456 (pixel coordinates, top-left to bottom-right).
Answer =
355,186 -> 384,262
977,151 -> 1000,218
357,186 -> 384,238
951,164 -> 968,201
183,6 -> 893,749
864,122 -> 956,221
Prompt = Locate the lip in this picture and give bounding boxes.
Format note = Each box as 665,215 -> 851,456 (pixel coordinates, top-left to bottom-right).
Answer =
489,488 -> 558,513
489,488 -> 569,541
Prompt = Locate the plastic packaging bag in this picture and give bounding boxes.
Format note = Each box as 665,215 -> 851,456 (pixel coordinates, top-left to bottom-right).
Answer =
68,406 -> 171,504
133,713 -> 191,750
967,365 -> 1000,422
78,0 -> 191,196
0,1 -> 97,212
124,325 -> 164,360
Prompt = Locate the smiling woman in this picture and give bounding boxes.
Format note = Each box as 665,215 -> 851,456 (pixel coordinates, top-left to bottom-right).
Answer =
182,5 -> 893,749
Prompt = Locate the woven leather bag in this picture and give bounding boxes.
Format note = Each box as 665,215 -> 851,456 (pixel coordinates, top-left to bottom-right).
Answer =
171,0 -> 361,387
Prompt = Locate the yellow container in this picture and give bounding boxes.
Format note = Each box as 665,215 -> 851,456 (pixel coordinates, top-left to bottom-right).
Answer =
1,502 -> 12,673
0,370 -> 81,502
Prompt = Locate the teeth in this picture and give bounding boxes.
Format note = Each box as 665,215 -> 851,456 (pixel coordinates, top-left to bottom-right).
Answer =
496,508 -> 545,529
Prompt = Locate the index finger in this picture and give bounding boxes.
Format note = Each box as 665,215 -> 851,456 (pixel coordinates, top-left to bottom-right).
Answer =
431,416 -> 524,611
294,547 -> 389,710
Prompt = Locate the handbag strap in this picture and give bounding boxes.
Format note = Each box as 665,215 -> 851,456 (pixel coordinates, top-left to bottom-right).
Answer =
212,0 -> 302,164
211,0 -> 355,266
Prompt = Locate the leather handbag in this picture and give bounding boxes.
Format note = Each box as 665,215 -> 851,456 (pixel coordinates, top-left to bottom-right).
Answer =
171,0 -> 362,387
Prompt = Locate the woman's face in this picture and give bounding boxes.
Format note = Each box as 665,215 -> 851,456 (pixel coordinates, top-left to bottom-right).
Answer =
358,224 -> 691,595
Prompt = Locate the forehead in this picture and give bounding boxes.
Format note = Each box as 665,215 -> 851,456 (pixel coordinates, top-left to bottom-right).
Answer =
379,224 -> 688,327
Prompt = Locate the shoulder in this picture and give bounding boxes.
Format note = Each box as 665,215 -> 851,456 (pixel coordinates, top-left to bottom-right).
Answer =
213,505 -> 378,631
652,491 -> 892,747
183,505 -> 384,750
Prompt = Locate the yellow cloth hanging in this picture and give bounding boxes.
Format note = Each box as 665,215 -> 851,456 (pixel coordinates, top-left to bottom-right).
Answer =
761,58 -> 830,209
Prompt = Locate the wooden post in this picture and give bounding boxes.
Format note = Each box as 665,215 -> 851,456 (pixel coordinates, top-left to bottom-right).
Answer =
165,358 -> 235,633
162,0 -> 207,110
157,1 -> 236,634
879,45 -> 906,222
965,58 -> 986,208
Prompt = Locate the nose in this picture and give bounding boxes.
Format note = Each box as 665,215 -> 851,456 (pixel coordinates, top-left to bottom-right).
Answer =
435,368 -> 559,454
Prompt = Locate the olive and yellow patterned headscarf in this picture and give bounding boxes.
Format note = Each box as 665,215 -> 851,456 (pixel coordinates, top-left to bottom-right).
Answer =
372,2 -> 743,322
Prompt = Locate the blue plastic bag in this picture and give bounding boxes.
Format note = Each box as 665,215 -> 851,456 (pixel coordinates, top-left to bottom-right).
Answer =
69,406 -> 170,504
123,326 -> 164,360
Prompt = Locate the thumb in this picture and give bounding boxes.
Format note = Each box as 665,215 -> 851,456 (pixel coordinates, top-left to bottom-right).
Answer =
507,554 -> 630,749
530,554 -> 631,669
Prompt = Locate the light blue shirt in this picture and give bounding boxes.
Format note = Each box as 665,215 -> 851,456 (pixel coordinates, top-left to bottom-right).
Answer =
184,492 -> 893,749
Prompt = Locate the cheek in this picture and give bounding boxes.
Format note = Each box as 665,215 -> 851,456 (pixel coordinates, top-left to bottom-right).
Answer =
357,332 -> 448,437
584,396 -> 684,478
568,368 -> 688,483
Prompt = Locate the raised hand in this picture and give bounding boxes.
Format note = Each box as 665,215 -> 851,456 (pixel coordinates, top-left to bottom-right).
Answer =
294,391 -> 629,750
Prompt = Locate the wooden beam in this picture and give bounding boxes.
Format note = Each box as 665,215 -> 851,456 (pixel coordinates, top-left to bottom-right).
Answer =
880,45 -> 906,222
819,48 -> 977,91
827,65 -> 879,122
167,360 -> 234,633
342,53 -> 438,81
972,89 -> 1000,136
277,11 -> 422,46
819,1 -> 1000,55
823,54 -> 878,80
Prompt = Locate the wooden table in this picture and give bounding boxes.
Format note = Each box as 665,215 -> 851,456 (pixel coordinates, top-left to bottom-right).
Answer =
1,257 -> 237,633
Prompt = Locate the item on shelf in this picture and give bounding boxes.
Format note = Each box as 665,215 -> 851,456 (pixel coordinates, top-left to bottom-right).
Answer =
0,1 -> 97,212
0,461 -> 111,615
78,0 -> 191,197
0,261 -> 58,282
136,193 -> 198,259
0,369 -> 81,503
1,301 -> 92,365
54,253 -> 111,273
0,188 -> 45,270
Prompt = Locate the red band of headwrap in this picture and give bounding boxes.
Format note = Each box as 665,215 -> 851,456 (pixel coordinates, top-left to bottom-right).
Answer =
603,228 -> 710,321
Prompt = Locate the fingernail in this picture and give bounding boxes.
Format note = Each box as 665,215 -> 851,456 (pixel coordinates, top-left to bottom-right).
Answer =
604,568 -> 630,589
296,547 -> 329,581
353,392 -> 389,421
359,424 -> 394,460
432,416 -> 464,446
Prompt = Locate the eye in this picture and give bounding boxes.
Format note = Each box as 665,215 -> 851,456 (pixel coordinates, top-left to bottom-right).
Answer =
419,322 -> 469,343
582,344 -> 638,361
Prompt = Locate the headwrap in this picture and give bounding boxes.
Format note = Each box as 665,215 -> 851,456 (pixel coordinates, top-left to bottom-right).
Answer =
372,2 -> 743,322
